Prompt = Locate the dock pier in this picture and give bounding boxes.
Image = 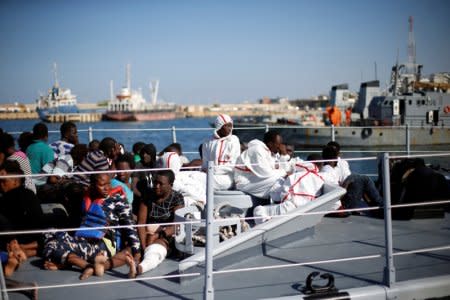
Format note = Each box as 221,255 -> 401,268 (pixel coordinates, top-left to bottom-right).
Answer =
45,113 -> 103,123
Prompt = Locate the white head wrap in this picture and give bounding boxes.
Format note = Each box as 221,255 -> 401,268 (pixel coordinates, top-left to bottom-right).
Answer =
214,114 -> 233,131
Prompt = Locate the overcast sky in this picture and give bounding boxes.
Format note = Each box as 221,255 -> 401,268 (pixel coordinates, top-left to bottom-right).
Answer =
0,0 -> 449,105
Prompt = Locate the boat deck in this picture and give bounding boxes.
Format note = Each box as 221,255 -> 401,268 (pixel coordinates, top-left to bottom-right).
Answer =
5,212 -> 450,300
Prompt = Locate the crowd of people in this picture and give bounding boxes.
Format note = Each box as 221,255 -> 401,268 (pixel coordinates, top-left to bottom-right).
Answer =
1,114 -> 447,288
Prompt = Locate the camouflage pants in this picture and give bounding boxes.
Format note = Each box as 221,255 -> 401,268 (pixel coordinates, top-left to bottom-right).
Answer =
42,232 -> 107,265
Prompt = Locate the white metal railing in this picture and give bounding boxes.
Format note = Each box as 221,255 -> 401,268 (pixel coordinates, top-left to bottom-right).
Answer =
0,153 -> 449,299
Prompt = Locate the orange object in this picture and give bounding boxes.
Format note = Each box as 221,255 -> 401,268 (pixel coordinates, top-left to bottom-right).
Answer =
345,107 -> 352,126
329,106 -> 342,126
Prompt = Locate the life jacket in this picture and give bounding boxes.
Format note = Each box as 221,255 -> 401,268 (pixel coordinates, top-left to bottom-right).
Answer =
75,186 -> 125,240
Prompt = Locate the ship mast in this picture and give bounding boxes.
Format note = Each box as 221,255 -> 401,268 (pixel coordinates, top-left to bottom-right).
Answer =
126,64 -> 131,91
110,80 -> 114,101
407,16 -> 417,74
53,62 -> 59,87
150,80 -> 159,105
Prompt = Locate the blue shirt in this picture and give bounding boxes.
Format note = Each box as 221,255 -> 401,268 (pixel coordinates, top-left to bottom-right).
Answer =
111,178 -> 134,205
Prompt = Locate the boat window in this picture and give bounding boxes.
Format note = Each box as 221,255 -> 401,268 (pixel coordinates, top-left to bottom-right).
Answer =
384,100 -> 388,105
408,100 -> 412,105
421,100 -> 425,105
352,131 -> 355,135
416,100 -> 421,106
379,132 -> 383,136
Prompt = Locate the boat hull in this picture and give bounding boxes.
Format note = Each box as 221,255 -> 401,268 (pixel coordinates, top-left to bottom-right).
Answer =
102,110 -> 182,122
36,105 -> 79,122
233,125 -> 450,147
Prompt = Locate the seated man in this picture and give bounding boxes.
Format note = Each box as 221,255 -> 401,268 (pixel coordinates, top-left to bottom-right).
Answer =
234,131 -> 290,202
131,169 -> 184,276
202,114 -> 241,190
253,161 -> 324,224
320,145 -> 383,214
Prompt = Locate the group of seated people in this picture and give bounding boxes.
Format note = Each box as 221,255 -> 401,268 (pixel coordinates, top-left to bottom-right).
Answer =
1,115 -> 447,286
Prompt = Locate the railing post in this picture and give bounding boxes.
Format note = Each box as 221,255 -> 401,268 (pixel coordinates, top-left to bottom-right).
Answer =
382,152 -> 396,287
88,126 -> 93,142
172,126 -> 177,143
0,261 -> 9,300
331,124 -> 335,141
204,160 -> 215,300
265,124 -> 269,133
405,124 -> 410,155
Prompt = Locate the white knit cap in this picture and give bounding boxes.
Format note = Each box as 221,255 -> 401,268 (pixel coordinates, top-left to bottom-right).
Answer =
214,114 -> 233,131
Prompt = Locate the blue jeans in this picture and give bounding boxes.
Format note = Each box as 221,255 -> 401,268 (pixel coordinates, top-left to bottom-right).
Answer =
341,174 -> 383,209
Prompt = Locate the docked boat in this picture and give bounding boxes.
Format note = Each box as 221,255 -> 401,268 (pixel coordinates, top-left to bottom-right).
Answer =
102,65 -> 183,122
35,63 -> 79,122
234,18 -> 450,148
234,70 -> 450,148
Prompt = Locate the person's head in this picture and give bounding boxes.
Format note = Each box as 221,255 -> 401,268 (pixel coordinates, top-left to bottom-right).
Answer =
153,169 -> 175,198
263,131 -> 283,154
70,143 -> 88,166
89,173 -> 112,198
307,153 -> 323,169
18,131 -> 33,152
160,143 -> 179,156
285,144 -> 294,158
169,143 -> 182,155
214,114 -> 233,138
132,142 -> 145,156
0,160 -> 24,193
139,144 -> 157,167
0,133 -> 15,157
60,121 -> 78,145
115,153 -> 135,184
99,137 -> 119,160
32,122 -> 48,141
88,139 -> 100,152
326,141 -> 341,155
321,145 -> 338,167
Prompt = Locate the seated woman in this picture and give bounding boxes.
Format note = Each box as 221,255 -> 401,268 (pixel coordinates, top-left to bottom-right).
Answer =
42,173 -> 141,280
0,161 -> 44,277
128,169 -> 184,277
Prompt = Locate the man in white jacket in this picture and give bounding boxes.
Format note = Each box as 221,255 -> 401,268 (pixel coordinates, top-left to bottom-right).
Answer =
234,131 -> 290,200
253,161 -> 324,224
202,114 -> 241,191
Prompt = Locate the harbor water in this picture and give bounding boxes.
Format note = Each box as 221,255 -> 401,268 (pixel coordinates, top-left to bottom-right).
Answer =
1,118 -> 448,177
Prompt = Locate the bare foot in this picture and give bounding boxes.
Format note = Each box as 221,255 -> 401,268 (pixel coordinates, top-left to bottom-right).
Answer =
79,265 -> 94,280
43,261 -> 61,271
8,240 -> 27,263
94,252 -> 108,277
124,252 -> 137,278
4,253 -> 19,277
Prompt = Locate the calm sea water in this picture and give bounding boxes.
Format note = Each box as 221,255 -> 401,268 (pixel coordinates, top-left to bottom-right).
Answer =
1,118 -> 448,176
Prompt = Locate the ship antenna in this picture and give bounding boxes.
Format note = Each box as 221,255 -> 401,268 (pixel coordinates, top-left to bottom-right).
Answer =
374,61 -> 378,80
53,62 -> 59,87
126,63 -> 131,91
150,80 -> 159,105
110,80 -> 114,101
407,16 -> 416,74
